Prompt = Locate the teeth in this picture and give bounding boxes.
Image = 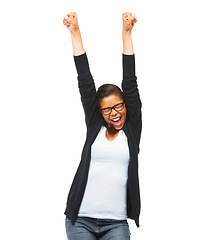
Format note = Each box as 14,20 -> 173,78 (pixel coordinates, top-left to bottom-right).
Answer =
112,118 -> 120,122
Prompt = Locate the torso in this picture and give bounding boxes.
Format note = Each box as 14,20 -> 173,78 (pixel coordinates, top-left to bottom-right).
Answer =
78,126 -> 130,220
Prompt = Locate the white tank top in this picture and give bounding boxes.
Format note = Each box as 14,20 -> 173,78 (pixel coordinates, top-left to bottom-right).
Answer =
78,126 -> 130,220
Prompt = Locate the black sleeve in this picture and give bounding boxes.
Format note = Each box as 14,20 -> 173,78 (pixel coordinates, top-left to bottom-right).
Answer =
122,54 -> 142,120
74,53 -> 97,127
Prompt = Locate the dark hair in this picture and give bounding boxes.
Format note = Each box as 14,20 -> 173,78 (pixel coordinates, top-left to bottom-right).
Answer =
96,84 -> 124,108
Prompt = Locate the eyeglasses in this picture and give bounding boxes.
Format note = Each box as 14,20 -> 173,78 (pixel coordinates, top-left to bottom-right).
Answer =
100,102 -> 125,115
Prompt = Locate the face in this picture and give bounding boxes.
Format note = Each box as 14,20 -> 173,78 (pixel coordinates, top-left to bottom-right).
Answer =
100,94 -> 127,131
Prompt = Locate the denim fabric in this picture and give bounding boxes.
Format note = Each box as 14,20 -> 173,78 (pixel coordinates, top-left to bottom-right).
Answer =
65,217 -> 131,240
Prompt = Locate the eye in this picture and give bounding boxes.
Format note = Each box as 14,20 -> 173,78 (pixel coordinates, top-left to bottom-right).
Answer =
114,102 -> 124,111
101,108 -> 111,115
114,103 -> 123,111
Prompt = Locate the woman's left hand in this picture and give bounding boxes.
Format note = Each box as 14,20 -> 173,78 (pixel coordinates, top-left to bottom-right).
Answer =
122,12 -> 137,32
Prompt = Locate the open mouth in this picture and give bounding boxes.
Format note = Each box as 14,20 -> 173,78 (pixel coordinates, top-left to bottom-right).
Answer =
111,117 -> 122,128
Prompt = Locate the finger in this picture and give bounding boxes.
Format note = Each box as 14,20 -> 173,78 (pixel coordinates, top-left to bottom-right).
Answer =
132,18 -> 137,24
63,19 -> 68,27
71,12 -> 77,16
123,12 -> 130,21
63,20 -> 70,28
69,12 -> 77,20
63,15 -> 69,25
72,13 -> 76,19
125,14 -> 130,21
131,13 -> 136,20
65,16 -> 72,24
130,14 -> 137,26
63,19 -> 71,28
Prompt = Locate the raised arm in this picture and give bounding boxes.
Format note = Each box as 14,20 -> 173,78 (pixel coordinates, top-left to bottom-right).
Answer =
63,12 -> 85,56
122,12 -> 137,55
63,13 -> 98,128
122,13 -> 141,132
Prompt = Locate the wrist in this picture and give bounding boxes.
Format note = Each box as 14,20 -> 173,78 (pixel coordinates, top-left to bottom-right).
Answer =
122,29 -> 132,34
122,31 -> 134,55
122,30 -> 132,40
122,30 -> 133,42
70,28 -> 81,37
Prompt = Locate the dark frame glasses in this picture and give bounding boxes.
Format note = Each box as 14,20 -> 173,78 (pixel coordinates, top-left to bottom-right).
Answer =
100,102 -> 125,115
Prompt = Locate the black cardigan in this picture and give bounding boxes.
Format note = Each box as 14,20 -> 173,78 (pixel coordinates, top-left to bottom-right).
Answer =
64,53 -> 142,227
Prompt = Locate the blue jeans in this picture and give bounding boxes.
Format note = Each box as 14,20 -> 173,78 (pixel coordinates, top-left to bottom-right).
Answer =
65,217 -> 131,240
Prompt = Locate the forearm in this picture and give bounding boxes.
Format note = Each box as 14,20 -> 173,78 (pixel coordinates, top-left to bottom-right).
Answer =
122,12 -> 137,55
123,31 -> 134,55
63,13 -> 85,56
122,54 -> 141,121
74,53 -> 97,126
122,54 -> 135,79
70,30 -> 85,56
122,12 -> 140,113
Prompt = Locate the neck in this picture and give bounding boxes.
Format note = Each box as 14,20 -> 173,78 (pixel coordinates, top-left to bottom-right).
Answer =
107,124 -> 118,134
106,125 -> 119,141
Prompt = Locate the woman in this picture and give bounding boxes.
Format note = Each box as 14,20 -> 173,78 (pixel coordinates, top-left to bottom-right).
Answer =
63,12 -> 142,240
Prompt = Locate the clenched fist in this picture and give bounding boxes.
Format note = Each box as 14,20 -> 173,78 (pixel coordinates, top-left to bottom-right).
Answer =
63,12 -> 79,33
122,12 -> 137,32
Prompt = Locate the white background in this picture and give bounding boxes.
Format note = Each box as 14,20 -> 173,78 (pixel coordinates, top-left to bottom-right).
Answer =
0,0 -> 208,239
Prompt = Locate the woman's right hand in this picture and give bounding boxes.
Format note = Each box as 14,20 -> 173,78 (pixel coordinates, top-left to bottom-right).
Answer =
122,12 -> 137,33
63,12 -> 79,33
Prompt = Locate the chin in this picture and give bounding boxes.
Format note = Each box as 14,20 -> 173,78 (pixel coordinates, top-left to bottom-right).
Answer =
107,123 -> 124,133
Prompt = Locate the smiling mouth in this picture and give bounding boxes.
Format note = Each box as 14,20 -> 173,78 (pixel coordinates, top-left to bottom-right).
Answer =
112,117 -> 121,122
111,117 -> 122,128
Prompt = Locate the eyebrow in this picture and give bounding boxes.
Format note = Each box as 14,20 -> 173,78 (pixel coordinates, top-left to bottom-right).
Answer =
100,102 -> 124,110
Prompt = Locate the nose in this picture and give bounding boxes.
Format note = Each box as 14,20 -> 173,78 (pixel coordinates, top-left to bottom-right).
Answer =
111,108 -> 118,116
